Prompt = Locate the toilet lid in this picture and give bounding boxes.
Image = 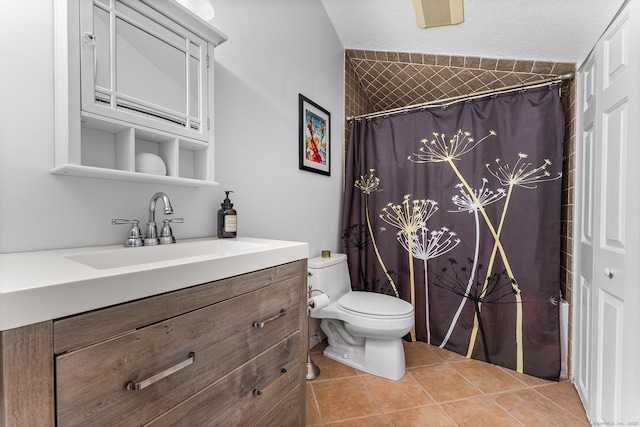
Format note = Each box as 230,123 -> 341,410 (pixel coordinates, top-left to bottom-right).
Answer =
338,292 -> 413,317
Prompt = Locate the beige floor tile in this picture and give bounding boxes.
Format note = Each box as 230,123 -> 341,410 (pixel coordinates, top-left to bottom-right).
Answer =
311,353 -> 360,381
325,414 -> 392,426
311,340 -> 329,354
451,359 -> 529,394
491,388 -> 590,426
533,382 -> 590,423
404,340 -> 446,366
499,365 -> 555,387
432,346 -> 469,363
409,364 -> 483,403
306,383 -> 323,426
304,341 -> 589,427
312,377 -> 381,424
361,373 -> 435,412
404,341 -> 451,368
440,395 -> 524,426
387,405 -> 457,427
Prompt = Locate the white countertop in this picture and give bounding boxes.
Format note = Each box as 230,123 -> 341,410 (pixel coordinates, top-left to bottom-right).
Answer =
0,237 -> 308,331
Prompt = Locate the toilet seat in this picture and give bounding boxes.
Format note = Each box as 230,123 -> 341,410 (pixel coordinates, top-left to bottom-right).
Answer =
338,292 -> 413,319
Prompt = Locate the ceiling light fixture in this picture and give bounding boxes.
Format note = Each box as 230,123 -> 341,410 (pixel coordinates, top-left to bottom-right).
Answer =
175,0 -> 215,21
412,0 -> 464,28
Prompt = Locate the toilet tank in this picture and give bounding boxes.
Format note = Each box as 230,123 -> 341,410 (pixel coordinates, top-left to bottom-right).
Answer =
307,253 -> 351,302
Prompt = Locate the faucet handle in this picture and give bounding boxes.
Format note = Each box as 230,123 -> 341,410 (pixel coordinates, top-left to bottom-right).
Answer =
163,217 -> 184,225
159,218 -> 184,244
112,219 -> 143,247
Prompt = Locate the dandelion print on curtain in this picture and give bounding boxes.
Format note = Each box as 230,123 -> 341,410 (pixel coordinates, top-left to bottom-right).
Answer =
342,84 -> 564,380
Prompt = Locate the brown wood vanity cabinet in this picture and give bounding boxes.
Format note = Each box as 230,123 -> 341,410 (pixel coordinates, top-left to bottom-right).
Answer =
0,260 -> 307,426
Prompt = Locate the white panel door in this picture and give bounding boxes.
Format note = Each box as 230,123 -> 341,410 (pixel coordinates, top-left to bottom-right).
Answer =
575,52 -> 596,408
576,1 -> 640,423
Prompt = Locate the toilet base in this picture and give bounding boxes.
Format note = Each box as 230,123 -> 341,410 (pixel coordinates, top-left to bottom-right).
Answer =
323,337 -> 406,381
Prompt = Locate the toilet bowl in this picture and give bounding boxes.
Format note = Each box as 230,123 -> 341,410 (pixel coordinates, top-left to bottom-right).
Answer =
308,253 -> 414,380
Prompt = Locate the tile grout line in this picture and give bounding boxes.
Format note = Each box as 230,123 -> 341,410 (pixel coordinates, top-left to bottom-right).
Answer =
307,342 -> 587,426
528,384 -> 591,424
440,357 -> 528,427
307,382 -> 324,426
404,359 -> 465,426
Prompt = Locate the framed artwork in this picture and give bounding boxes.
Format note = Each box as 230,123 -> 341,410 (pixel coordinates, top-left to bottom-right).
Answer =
299,94 -> 330,176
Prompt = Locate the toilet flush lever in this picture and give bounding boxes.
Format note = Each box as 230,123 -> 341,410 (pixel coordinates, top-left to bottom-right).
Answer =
604,267 -> 614,279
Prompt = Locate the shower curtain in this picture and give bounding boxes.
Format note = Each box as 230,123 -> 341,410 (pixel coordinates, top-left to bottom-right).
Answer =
342,84 -> 564,380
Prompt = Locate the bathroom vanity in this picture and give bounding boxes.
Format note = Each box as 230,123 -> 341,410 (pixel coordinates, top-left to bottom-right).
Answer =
0,237 -> 308,426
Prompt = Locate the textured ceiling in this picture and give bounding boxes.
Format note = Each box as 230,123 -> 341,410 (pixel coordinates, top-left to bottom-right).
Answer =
320,0 -> 626,63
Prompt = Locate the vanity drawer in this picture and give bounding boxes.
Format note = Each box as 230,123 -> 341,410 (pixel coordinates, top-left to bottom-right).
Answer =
56,278 -> 300,427
251,384 -> 304,427
144,332 -> 302,426
54,261 -> 304,354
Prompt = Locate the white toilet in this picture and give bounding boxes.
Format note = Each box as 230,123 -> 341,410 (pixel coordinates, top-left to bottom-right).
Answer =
308,253 -> 414,380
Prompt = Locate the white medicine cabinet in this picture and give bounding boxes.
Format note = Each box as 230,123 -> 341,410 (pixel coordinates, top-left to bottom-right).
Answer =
52,0 -> 227,187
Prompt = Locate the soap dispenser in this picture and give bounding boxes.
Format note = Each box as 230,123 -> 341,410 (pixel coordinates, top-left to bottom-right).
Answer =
217,191 -> 237,238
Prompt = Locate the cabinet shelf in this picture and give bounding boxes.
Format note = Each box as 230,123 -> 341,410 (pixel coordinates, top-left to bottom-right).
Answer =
50,164 -> 218,187
52,114 -> 215,187
53,0 -> 228,187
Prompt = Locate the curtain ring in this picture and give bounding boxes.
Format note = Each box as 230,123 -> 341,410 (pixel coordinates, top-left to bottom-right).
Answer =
490,93 -> 499,99
442,105 -> 448,110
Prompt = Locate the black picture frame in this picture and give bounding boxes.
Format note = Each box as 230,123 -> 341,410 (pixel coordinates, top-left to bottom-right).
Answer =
299,94 -> 330,176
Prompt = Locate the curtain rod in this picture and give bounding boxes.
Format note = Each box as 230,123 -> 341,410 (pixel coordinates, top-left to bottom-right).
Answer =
347,72 -> 574,121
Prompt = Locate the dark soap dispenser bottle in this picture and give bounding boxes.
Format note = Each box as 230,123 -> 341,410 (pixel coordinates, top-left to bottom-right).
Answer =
217,191 -> 237,238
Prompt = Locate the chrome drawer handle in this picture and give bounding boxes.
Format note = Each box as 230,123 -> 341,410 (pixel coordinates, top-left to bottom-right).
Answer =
252,309 -> 286,328
125,352 -> 195,391
252,368 -> 287,395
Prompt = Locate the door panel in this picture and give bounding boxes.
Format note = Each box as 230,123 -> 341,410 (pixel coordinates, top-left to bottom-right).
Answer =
601,100 -> 627,252
603,14 -> 628,88
581,125 -> 594,244
590,9 -> 629,423
596,290 -> 623,422
575,54 -> 596,409
575,276 -> 591,402
576,1 -> 640,423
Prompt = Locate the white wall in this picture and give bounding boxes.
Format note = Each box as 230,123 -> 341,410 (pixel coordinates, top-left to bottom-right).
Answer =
0,0 -> 344,256
210,0 -> 345,258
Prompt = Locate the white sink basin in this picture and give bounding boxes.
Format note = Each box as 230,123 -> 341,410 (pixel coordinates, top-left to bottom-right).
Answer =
1,236 -> 308,331
65,239 -> 266,270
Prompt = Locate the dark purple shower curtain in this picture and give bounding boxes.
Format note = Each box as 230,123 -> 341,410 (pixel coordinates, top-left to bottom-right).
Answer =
342,85 -> 564,380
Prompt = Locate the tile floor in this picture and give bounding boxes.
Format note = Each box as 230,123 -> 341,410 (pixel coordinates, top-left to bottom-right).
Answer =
306,340 -> 589,426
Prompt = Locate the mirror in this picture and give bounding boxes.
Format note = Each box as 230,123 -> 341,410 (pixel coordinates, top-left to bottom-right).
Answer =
82,0 -> 205,134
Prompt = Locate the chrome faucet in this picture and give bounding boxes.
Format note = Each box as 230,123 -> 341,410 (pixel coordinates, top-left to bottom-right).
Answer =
144,192 -> 174,246
112,218 -> 144,247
